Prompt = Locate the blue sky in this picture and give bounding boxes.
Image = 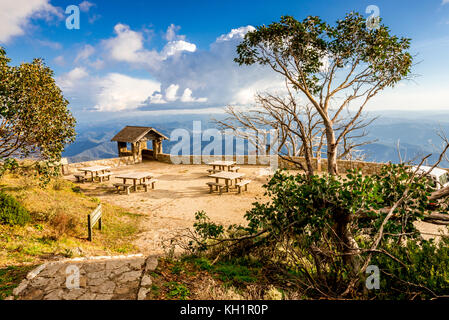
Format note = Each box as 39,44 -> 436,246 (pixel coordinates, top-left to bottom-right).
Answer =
1,0 -> 449,123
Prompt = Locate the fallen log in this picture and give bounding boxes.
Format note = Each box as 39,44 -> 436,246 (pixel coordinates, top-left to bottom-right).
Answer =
424,213 -> 449,221
429,186 -> 449,201
423,219 -> 449,226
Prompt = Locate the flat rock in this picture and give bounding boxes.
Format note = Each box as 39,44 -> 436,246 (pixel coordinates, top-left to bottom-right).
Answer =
12,254 -> 158,300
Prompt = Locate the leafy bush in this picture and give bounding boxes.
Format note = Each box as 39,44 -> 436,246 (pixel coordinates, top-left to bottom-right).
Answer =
189,164 -> 447,299
0,159 -> 18,178
371,237 -> 449,300
0,191 -> 30,226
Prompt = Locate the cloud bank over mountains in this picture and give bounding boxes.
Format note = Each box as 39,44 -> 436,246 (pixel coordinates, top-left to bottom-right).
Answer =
55,22 -> 282,113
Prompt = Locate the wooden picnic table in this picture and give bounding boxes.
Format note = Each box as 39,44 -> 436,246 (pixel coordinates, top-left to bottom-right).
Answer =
208,160 -> 236,172
78,166 -> 112,182
209,171 -> 245,192
115,172 -> 154,192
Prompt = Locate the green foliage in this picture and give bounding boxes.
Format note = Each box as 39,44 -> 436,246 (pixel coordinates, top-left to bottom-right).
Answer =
71,186 -> 82,193
371,238 -> 449,300
34,161 -> 62,187
214,260 -> 259,285
0,159 -> 18,178
191,164 -> 446,299
193,256 -> 213,271
191,256 -> 261,286
245,164 -> 431,244
192,211 -> 225,251
194,211 -> 225,238
0,191 -> 30,226
0,47 -> 76,162
235,13 -> 412,95
165,282 -> 190,300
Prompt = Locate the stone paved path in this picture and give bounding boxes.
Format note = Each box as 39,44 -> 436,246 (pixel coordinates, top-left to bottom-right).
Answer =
7,254 -> 158,300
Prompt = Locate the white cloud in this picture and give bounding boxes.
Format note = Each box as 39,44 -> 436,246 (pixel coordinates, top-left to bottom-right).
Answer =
0,0 -> 62,43
148,84 -> 207,105
161,40 -> 196,58
93,73 -> 160,111
103,23 -> 162,67
89,59 -> 105,70
79,1 -> 95,12
57,67 -> 89,90
57,70 -> 161,112
103,23 -> 196,69
75,44 -> 95,62
141,25 -> 282,108
181,88 -> 207,103
149,93 -> 166,104
442,0 -> 449,5
165,24 -> 181,41
216,26 -> 255,42
165,84 -> 179,102
36,39 -> 62,50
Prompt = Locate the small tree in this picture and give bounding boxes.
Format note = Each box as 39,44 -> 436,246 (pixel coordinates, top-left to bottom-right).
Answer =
0,47 -> 76,162
235,13 -> 413,174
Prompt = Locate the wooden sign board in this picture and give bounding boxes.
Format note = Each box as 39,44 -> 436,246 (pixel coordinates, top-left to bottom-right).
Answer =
87,204 -> 102,241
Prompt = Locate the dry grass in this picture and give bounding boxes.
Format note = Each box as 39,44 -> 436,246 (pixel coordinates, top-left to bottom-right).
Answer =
0,174 -> 144,267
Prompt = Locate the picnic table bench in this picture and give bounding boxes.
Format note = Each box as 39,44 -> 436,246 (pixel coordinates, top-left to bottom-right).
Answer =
74,173 -> 86,183
97,172 -> 112,182
207,161 -> 236,174
206,181 -> 225,194
236,180 -> 252,193
76,166 -> 112,182
113,183 -> 133,195
142,179 -> 158,192
208,171 -> 246,193
115,172 -> 155,194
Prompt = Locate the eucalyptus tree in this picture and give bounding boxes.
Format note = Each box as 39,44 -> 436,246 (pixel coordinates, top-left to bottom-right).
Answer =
0,47 -> 76,162
235,13 -> 413,174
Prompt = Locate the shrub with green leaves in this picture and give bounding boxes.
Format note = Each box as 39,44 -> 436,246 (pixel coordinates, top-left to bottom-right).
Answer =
371,237 -> 449,300
0,191 -> 30,226
191,164 -> 447,299
0,158 -> 18,178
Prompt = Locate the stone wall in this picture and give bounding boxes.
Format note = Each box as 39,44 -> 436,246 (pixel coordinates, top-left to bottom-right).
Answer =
155,153 -> 387,174
65,155 -> 138,175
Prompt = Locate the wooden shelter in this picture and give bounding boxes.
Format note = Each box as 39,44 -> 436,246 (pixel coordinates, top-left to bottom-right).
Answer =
111,126 -> 168,162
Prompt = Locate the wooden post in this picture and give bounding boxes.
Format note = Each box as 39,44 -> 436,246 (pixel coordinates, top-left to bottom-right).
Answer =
153,139 -> 161,160
131,142 -> 137,163
87,215 -> 92,242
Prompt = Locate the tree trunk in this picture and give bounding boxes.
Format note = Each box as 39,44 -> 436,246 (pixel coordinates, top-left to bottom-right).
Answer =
325,124 -> 338,175
304,144 -> 315,177
334,210 -> 360,275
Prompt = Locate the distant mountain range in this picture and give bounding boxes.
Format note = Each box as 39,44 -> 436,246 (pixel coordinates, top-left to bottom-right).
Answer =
63,111 -> 449,167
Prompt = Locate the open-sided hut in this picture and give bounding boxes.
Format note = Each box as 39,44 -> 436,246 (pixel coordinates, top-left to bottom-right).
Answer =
111,126 -> 168,162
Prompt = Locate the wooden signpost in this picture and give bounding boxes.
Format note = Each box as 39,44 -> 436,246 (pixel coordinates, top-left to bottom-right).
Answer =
87,204 -> 102,241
